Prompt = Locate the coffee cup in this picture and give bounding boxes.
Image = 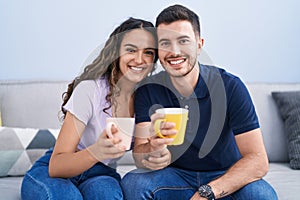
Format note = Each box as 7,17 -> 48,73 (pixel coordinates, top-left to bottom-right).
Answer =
154,108 -> 188,145
106,117 -> 135,150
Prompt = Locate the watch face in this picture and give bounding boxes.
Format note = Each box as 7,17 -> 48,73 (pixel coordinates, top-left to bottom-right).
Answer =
199,185 -> 212,197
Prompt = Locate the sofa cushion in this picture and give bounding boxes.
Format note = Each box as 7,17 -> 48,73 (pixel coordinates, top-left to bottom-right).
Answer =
0,127 -> 59,177
264,163 -> 300,200
272,91 -> 300,169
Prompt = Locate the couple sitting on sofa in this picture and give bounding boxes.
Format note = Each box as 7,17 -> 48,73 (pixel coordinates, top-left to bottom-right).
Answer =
21,4 -> 278,200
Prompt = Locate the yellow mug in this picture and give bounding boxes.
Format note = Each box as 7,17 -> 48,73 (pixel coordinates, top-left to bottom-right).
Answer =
154,108 -> 189,145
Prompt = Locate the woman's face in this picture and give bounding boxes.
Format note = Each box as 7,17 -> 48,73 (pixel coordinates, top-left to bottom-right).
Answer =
119,29 -> 156,83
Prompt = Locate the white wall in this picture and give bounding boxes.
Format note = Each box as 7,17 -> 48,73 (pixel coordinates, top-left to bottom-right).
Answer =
1,0 -> 299,82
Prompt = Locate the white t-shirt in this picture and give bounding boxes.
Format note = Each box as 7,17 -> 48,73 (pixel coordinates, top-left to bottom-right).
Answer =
63,78 -> 112,151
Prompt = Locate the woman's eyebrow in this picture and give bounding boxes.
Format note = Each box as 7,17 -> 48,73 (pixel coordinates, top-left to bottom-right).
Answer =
145,47 -> 156,51
124,44 -> 156,50
123,44 -> 138,48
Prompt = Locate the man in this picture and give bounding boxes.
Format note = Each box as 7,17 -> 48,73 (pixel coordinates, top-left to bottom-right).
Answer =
122,4 -> 278,200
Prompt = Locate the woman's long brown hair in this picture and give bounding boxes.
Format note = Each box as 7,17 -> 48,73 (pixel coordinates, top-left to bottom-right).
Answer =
60,17 -> 158,120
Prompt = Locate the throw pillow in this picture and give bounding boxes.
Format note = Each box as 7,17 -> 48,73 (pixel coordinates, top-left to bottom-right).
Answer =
272,91 -> 300,169
0,127 -> 59,177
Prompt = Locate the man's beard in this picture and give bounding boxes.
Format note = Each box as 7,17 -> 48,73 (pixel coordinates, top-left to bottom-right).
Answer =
168,57 -> 197,78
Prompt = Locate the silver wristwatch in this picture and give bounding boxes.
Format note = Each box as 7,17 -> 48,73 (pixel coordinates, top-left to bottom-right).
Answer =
198,184 -> 215,200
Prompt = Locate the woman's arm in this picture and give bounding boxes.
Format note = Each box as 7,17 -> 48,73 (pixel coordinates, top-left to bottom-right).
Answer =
49,112 -> 96,177
49,112 -> 125,178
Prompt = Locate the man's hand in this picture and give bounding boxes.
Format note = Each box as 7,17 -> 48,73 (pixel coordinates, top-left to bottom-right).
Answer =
141,137 -> 172,170
134,112 -> 178,170
190,192 -> 206,200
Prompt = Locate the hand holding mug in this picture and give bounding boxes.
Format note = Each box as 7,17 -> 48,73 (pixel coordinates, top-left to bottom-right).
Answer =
106,117 -> 135,151
88,125 -> 126,162
150,112 -> 178,141
139,113 -> 175,170
154,108 -> 188,145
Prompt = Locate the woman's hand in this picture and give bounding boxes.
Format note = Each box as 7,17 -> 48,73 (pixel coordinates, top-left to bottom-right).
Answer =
88,125 -> 126,162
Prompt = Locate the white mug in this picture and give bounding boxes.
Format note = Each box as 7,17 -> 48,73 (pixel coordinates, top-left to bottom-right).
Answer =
106,117 -> 135,150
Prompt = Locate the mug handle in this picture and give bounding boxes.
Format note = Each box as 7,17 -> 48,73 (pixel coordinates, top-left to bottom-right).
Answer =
106,121 -> 117,139
154,119 -> 166,138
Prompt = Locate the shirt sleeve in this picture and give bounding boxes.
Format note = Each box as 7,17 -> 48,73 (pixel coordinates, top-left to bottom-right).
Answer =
134,84 -> 152,124
63,80 -> 96,125
227,77 -> 260,135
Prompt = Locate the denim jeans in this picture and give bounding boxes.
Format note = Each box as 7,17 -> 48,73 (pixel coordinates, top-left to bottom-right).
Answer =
121,167 -> 278,200
21,148 -> 123,200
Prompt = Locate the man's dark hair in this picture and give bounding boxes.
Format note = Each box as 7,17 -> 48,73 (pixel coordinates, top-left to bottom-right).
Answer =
155,4 -> 201,37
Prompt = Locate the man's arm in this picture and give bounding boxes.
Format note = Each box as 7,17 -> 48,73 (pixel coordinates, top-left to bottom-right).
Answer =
191,128 -> 268,199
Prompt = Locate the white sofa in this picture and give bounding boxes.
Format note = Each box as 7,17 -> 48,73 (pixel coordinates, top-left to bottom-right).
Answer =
0,80 -> 299,200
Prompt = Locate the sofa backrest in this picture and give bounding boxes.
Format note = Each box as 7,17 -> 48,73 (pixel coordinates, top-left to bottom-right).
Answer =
1,80 -> 300,163
0,80 -> 69,129
246,83 -> 300,162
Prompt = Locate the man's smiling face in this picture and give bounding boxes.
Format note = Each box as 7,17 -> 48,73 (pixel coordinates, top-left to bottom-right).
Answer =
157,20 -> 202,77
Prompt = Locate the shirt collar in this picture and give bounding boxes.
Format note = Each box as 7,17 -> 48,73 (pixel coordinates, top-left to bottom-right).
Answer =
165,63 -> 209,100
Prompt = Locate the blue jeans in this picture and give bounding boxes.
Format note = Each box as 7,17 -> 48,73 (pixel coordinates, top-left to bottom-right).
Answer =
21,148 -> 123,200
121,167 -> 278,200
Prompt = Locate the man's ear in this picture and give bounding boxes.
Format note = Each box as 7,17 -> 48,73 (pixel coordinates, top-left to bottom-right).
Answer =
197,38 -> 204,54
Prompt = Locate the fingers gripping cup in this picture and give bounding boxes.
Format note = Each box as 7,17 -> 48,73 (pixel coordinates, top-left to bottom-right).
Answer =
106,117 -> 135,150
154,108 -> 189,145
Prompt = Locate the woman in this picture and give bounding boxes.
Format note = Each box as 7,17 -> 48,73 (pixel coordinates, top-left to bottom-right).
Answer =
21,17 -> 157,200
